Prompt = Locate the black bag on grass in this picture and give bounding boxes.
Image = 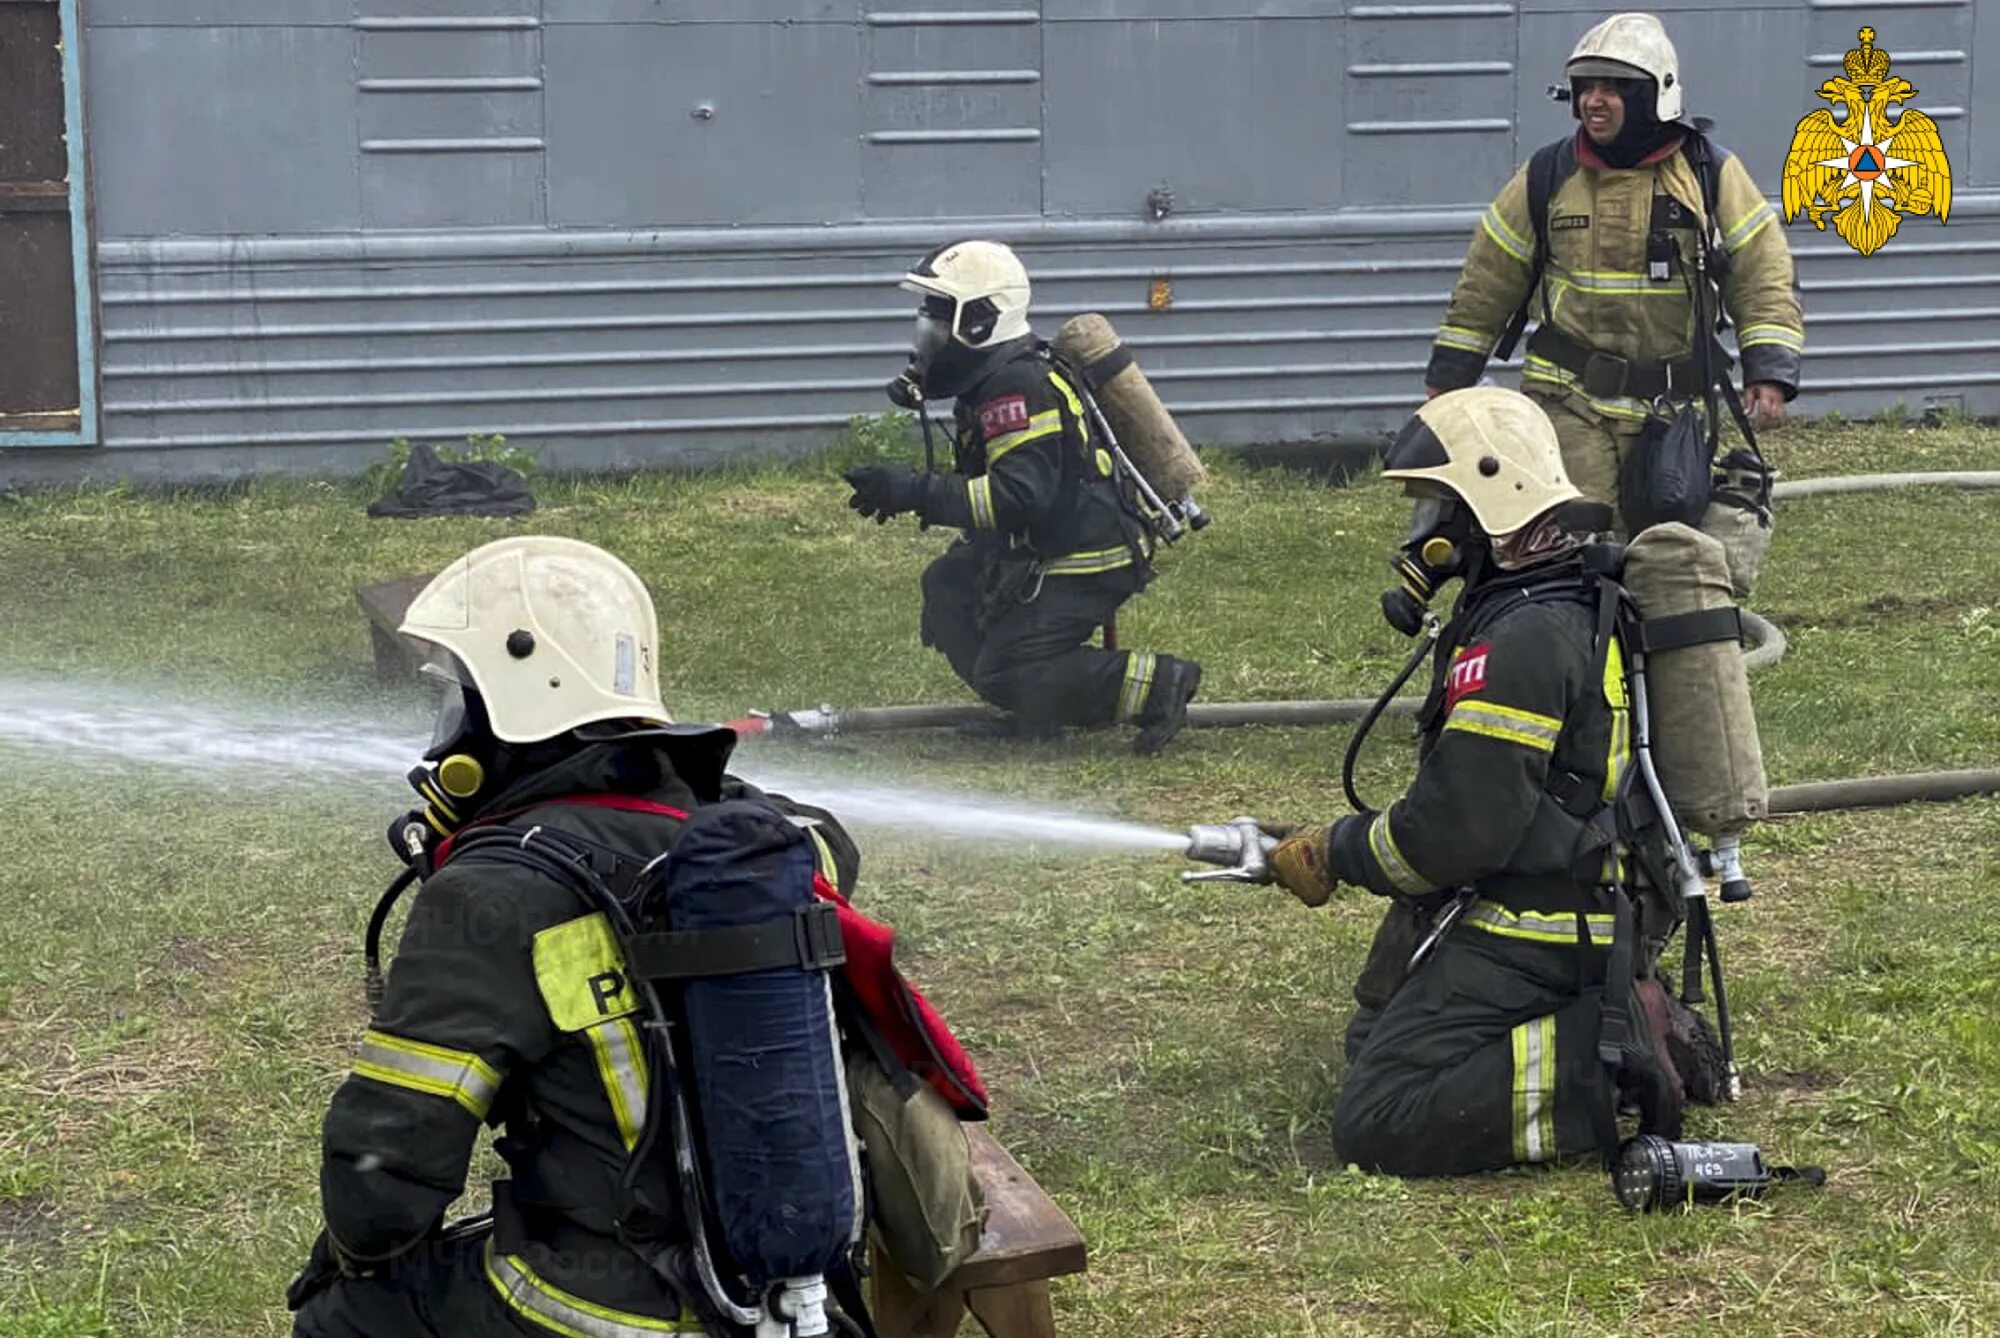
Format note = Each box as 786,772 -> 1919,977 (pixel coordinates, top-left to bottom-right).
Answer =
367,442 -> 536,519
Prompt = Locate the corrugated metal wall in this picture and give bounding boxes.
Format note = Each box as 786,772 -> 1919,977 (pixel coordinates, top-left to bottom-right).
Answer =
5,0 -> 1996,483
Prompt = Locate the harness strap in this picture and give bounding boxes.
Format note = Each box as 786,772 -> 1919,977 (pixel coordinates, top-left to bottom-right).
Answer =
1526,325 -> 1700,401
1635,606 -> 1744,655
624,903 -> 846,981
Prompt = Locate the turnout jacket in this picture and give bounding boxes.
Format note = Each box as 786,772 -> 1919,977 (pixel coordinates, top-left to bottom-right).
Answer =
916,343 -> 1143,578
319,738 -> 858,1331
1328,566 -> 1632,933
1428,130 -> 1804,424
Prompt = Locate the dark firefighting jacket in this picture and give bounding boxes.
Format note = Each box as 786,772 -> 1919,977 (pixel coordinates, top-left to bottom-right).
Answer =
1427,130 -> 1804,425
1328,563 -> 1632,943
319,738 -> 858,1333
915,343 -> 1144,579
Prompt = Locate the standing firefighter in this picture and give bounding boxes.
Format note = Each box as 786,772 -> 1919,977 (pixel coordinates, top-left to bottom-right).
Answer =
842,240 -> 1203,754
288,536 -> 902,1337
1424,12 -> 1802,593
1264,389 -> 1725,1176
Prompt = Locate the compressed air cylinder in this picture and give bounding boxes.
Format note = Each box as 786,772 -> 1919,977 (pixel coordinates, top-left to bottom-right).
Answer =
1623,523 -> 1768,838
1053,313 -> 1207,500
663,801 -> 858,1287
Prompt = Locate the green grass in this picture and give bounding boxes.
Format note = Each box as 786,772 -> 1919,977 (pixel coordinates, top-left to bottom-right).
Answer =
1,417 -> 1998,1336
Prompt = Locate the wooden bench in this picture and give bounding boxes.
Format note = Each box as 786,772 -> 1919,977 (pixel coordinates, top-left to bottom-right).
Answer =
355,574 -> 438,682
871,1125 -> 1088,1338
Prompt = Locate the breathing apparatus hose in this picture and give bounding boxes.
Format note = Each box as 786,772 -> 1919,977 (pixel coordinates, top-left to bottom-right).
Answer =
1342,614 -> 1442,815
363,865 -> 421,1017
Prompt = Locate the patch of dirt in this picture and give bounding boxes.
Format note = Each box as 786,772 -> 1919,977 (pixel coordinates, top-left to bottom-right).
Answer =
0,1193 -> 61,1253
157,933 -> 226,977
1761,592 -> 1961,632
1760,1067 -> 1841,1093
20,1028 -> 221,1135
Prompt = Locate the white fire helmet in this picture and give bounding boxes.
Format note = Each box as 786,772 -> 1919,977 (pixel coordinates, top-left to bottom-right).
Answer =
399,535 -> 671,745
1381,388 -> 1582,540
900,239 -> 1033,363
1567,12 -> 1683,123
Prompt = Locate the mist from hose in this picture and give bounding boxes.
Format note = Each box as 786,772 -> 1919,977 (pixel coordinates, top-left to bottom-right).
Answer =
0,675 -> 1184,853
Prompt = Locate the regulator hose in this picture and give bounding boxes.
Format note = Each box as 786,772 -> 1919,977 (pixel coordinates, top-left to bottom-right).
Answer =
1342,617 -> 1441,815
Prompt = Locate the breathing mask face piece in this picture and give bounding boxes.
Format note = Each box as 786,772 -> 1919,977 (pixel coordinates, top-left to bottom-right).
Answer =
1381,490 -> 1475,637
408,652 -> 492,840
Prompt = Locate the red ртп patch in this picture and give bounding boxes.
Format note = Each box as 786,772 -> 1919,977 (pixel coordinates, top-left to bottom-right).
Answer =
1446,643 -> 1490,708
979,394 -> 1031,440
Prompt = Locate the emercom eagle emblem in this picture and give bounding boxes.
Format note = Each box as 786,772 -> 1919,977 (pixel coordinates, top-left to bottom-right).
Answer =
1781,27 -> 1951,256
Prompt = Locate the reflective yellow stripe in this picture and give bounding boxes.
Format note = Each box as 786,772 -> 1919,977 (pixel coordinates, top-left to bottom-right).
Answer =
1046,370 -> 1086,422
1042,544 -> 1134,576
1118,651 -> 1156,722
1367,810 -> 1435,896
1724,201 -> 1777,252
1444,700 -> 1562,753
1464,899 -> 1615,946
1481,205 -> 1533,264
487,1242 -> 697,1336
353,1030 -> 501,1119
1737,323 -> 1804,352
1547,270 -> 1690,296
985,410 -> 1061,463
1435,324 -> 1494,354
966,476 -> 997,529
1510,1013 -> 1558,1163
1601,636 -> 1630,804
534,914 -> 639,1032
584,1016 -> 651,1152
807,826 -> 840,888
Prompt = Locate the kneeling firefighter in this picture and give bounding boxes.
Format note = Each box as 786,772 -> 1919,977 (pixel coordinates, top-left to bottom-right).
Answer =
841,239 -> 1203,754
290,536 -> 990,1336
1263,388 -> 1745,1177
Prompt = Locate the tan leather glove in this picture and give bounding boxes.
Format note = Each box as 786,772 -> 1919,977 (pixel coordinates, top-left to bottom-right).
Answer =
1269,824 -> 1340,908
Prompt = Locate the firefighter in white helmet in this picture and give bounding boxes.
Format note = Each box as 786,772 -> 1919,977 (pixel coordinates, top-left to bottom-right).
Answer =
842,239 -> 1203,753
1423,12 -> 1802,594
1260,389 -> 1724,1176
290,536 -> 864,1336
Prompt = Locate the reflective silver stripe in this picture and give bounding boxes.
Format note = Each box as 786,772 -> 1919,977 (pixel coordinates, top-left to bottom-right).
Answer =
1724,201 -> 1777,252
1481,205 -> 1533,264
584,1016 -> 651,1152
1737,322 -> 1804,352
1043,545 -> 1134,576
986,410 -> 1061,462
353,1030 -> 501,1118
1435,324 -> 1494,354
1118,651 -> 1156,722
1464,899 -> 1614,945
1512,1013 -> 1556,1163
966,476 -> 996,528
487,1243 -> 694,1336
1367,811 -> 1435,895
1444,700 -> 1562,753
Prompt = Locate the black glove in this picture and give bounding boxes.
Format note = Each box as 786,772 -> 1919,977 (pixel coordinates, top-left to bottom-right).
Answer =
843,465 -> 929,525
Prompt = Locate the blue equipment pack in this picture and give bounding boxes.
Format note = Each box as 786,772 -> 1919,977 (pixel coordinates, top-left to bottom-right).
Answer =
623,800 -> 862,1292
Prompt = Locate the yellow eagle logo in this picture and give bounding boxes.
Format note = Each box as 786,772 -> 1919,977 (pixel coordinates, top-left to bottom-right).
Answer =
1782,27 -> 1951,255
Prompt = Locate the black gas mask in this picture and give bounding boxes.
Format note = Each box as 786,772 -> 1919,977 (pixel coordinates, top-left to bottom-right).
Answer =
1381,492 -> 1480,637
900,293 -> 1005,400
390,655 -> 500,866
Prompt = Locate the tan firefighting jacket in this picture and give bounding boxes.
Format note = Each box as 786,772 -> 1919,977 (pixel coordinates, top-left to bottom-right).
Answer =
1426,132 -> 1804,425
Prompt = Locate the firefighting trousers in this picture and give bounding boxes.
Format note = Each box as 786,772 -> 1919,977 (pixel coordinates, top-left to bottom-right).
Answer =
292,1231 -> 530,1338
1526,386 -> 1641,533
291,1227 -> 699,1338
919,542 -> 1156,730
1332,922 -> 1617,1177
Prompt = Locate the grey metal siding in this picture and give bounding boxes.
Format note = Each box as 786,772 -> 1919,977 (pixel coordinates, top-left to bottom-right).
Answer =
3,1 -> 1995,485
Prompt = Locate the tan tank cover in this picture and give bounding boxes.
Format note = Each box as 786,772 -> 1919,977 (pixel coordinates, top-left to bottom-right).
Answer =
1624,523 -> 1768,838
1053,313 -> 1207,499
